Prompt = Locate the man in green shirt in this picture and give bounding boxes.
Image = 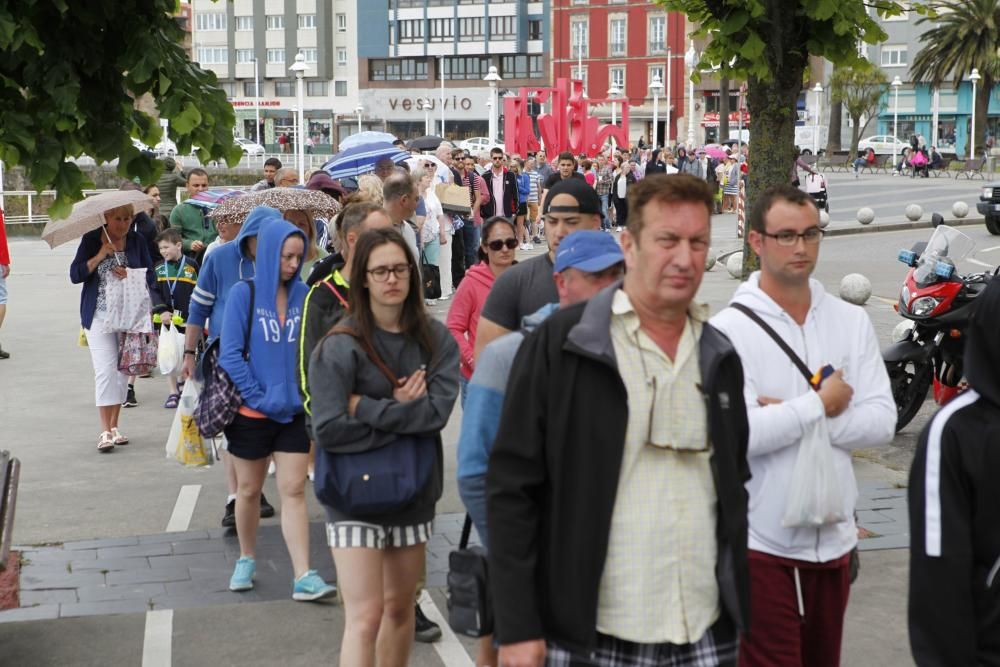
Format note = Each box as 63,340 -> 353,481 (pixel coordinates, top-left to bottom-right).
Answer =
168,168 -> 213,258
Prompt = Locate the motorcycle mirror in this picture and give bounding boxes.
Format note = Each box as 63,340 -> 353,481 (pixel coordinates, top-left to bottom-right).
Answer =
931,212 -> 945,228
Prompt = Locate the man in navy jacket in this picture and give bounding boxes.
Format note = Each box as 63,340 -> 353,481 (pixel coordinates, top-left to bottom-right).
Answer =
483,147 -> 519,219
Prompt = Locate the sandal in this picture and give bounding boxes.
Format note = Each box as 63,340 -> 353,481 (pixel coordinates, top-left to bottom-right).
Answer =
111,427 -> 129,446
164,393 -> 180,409
98,431 -> 115,453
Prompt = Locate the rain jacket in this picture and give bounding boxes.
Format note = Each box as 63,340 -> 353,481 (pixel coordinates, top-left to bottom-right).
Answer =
446,262 -> 495,379
908,276 -> 1000,666
219,211 -> 308,424
0,209 -> 8,266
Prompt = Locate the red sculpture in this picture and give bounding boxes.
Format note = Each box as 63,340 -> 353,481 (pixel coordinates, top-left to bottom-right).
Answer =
503,78 -> 629,158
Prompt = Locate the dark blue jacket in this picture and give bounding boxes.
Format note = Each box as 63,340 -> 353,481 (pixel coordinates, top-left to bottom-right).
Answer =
70,227 -> 162,329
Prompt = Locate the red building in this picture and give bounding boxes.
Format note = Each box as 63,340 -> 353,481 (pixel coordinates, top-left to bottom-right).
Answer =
551,0 -> 689,146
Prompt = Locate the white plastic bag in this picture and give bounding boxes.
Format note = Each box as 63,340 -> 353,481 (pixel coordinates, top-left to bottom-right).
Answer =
781,418 -> 847,528
100,267 -> 153,333
157,324 -> 183,376
166,381 -> 213,466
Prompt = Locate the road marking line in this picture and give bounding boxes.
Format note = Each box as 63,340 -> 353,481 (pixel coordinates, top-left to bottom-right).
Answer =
872,296 -> 898,306
142,609 -> 173,667
165,484 -> 201,533
418,589 -> 474,667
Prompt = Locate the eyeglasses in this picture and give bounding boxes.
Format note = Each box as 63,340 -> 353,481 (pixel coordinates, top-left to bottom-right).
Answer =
760,228 -> 824,246
487,238 -> 519,251
367,263 -> 412,282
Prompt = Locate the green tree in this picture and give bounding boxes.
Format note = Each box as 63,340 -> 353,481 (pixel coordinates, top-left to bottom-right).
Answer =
910,0 -> 1000,158
0,1 -> 241,218
829,63 -> 888,160
659,0 -> 912,275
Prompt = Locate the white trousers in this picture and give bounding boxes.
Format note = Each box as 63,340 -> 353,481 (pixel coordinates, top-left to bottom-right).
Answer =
439,232 -> 454,298
85,314 -> 129,406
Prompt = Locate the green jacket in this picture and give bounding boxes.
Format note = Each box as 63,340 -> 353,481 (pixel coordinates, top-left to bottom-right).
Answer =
169,202 -> 217,254
156,171 -> 187,219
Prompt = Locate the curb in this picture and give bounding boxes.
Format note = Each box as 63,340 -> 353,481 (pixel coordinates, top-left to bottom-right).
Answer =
824,216 -> 985,237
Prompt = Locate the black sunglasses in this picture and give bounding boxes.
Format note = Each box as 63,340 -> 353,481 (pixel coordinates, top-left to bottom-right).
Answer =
487,238 -> 519,251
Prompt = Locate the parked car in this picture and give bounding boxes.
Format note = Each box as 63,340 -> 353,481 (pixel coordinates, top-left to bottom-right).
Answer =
235,137 -> 265,156
857,135 -> 909,155
458,137 -> 504,155
977,182 -> 1000,235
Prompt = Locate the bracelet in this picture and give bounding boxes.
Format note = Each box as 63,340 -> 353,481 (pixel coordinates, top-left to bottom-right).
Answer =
184,350 -> 197,356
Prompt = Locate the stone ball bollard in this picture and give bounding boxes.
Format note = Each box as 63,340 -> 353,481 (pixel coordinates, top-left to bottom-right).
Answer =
857,207 -> 875,225
952,201 -> 969,218
725,252 -> 743,279
705,248 -> 717,271
905,204 -> 923,221
839,273 -> 872,305
818,210 -> 830,229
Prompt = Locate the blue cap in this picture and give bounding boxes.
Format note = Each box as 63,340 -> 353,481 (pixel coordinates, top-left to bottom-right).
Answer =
553,230 -> 624,274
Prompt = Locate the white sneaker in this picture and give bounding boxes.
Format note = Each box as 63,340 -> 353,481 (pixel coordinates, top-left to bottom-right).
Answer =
268,460 -> 276,476
526,242 -> 535,250
519,242 -> 529,250
616,226 -> 623,232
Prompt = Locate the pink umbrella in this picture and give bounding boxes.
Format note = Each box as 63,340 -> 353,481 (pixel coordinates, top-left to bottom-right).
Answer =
704,146 -> 728,160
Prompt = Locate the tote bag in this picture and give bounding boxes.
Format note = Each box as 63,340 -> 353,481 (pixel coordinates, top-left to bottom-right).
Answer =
101,267 -> 154,334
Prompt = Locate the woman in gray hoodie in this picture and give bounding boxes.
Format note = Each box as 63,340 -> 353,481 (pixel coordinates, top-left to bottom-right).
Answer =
309,227 -> 460,665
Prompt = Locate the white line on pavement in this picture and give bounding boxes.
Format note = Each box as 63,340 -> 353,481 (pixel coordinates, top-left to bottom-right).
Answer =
165,485 -> 201,533
418,589 -> 474,667
142,609 -> 173,667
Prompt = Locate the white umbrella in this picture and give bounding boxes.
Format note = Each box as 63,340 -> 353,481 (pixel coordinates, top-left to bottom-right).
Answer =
406,155 -> 453,184
339,131 -> 398,151
41,190 -> 154,249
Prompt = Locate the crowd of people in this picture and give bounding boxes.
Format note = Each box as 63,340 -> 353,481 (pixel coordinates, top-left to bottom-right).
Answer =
62,136 -> 1000,667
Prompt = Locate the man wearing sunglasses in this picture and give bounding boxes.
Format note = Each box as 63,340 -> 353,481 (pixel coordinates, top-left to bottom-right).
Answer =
710,185 -> 895,667
483,147 -> 519,221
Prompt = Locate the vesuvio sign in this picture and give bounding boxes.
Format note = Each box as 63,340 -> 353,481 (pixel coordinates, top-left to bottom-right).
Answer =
387,97 -> 472,112
504,78 -> 629,158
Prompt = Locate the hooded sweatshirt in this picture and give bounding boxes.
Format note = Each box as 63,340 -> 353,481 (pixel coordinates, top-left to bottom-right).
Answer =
908,276 -> 1000,666
446,262 -> 496,379
219,210 -> 308,424
188,211 -> 269,338
709,273 -> 895,562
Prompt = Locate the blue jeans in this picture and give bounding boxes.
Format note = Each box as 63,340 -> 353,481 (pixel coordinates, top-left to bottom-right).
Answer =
461,222 -> 481,270
457,475 -> 489,551
599,194 -> 610,230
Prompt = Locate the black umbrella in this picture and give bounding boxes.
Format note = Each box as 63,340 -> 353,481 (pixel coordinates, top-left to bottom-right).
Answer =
407,135 -> 444,151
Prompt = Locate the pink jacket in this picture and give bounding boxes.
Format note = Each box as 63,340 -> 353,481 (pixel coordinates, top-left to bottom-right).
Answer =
446,262 -> 495,379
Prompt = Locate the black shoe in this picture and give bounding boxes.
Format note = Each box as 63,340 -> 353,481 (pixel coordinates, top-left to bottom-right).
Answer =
122,388 -> 138,408
414,604 -> 442,643
260,494 -> 275,518
0,346 -> 9,359
221,499 -> 236,528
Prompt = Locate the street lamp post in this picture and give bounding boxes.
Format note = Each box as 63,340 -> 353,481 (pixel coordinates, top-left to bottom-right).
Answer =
423,98 -> 431,136
577,22 -> 584,82
812,82 -> 823,156
969,68 -> 981,160
649,74 -> 663,150
253,57 -> 261,145
608,84 -> 621,154
666,45 -> 672,147
685,41 -> 698,148
483,66 -> 502,144
439,55 -> 446,137
891,76 -> 902,168
355,105 -> 363,134
288,52 -> 309,176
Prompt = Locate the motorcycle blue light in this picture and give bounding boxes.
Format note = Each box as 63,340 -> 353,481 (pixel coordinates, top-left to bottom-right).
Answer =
934,261 -> 955,279
898,250 -> 916,266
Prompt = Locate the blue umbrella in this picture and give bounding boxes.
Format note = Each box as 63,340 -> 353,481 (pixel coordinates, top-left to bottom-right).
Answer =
322,142 -> 410,180
339,131 -> 397,151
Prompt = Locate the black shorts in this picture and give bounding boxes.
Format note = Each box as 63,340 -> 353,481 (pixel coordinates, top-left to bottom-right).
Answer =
224,412 -> 309,460
515,202 -> 527,216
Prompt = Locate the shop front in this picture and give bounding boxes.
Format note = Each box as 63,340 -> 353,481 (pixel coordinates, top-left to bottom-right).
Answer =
231,99 -> 335,154
353,88 -> 493,146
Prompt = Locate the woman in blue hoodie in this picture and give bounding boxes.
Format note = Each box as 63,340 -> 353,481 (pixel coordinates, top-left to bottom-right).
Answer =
219,206 -> 335,601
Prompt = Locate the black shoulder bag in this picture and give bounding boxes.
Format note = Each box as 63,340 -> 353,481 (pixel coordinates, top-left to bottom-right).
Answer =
447,514 -> 493,637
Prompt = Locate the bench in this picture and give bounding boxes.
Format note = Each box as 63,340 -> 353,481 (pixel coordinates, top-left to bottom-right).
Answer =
824,154 -> 851,172
929,158 -> 952,177
861,156 -> 891,174
0,450 -> 20,572
955,158 -> 986,180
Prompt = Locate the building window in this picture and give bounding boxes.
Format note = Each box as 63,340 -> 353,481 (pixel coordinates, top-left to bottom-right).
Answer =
219,82 -> 237,97
275,81 -> 295,97
195,13 -> 226,31
235,16 -> 253,31
458,17 -> 483,41
298,14 -> 316,29
490,16 -> 516,39
236,49 -> 255,64
336,13 -> 347,32
398,19 -> 424,43
530,55 -> 543,78
300,48 -> 318,64
880,45 -> 907,67
437,56 -> 491,80
196,47 -> 228,64
337,47 -> 347,66
570,66 -> 588,92
648,15 -> 665,54
369,58 -> 429,81
266,48 -> 285,64
502,55 -> 535,79
570,19 -> 588,58
244,81 -> 259,96
649,65 -> 664,86
429,18 -> 454,42
334,80 -> 347,96
528,19 -> 542,40
307,81 -> 328,96
571,0 -> 588,4
266,15 -> 284,30
609,18 -> 626,56
609,66 -> 625,91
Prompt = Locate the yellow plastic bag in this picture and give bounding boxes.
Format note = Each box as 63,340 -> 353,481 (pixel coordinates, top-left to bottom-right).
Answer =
166,382 -> 212,467
78,328 -> 89,347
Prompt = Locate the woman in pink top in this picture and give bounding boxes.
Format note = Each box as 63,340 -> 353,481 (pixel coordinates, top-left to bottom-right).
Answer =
446,216 -> 518,402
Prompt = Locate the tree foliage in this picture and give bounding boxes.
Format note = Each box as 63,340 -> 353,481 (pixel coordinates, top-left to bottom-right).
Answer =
910,0 -> 1000,156
0,0 -> 241,218
830,63 -> 888,159
657,0 -> 915,275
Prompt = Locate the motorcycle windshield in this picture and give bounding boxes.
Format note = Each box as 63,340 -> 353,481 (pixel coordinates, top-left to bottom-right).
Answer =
913,225 -> 976,286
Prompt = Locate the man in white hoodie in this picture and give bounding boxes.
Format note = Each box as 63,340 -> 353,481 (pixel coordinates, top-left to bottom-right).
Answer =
709,184 -> 895,667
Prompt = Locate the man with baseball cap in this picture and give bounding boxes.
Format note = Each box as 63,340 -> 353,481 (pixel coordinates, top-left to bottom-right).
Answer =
473,177 -> 603,358
457,230 -> 625,667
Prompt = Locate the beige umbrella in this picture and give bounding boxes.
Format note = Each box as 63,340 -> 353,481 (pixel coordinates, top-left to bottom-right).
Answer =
41,190 -> 154,249
209,187 -> 341,226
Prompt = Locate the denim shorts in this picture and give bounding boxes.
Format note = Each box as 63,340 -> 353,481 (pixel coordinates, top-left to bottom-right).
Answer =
457,474 -> 489,551
0,267 -> 7,305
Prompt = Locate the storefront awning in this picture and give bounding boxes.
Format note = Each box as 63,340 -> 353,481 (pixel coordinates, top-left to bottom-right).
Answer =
700,111 -> 750,127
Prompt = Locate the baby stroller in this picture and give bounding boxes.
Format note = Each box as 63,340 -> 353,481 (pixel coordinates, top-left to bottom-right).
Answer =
804,173 -> 829,212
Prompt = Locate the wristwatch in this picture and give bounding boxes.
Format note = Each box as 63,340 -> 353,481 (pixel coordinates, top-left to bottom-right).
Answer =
184,349 -> 197,356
